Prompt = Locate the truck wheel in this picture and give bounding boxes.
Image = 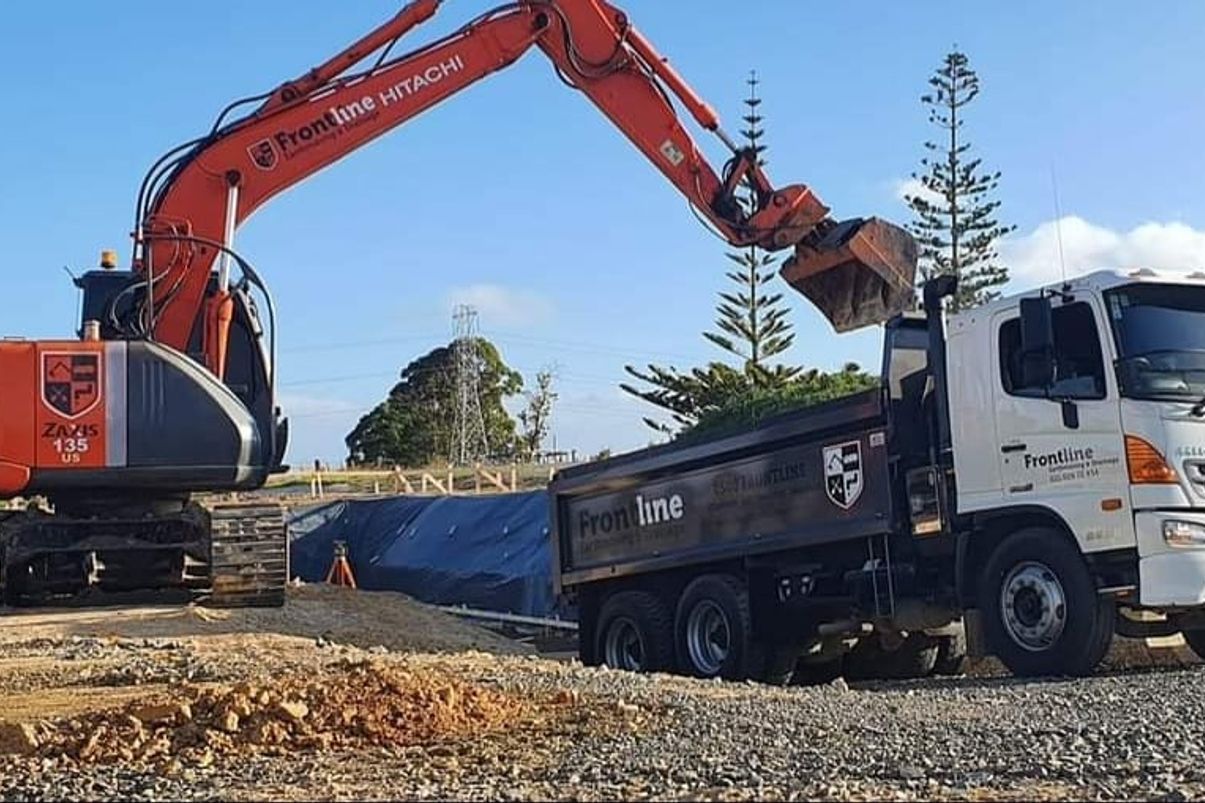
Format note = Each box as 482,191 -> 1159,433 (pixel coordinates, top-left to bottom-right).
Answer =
978,527 -> 1114,678
1181,629 -> 1205,662
675,574 -> 759,681
594,591 -> 674,674
933,627 -> 969,676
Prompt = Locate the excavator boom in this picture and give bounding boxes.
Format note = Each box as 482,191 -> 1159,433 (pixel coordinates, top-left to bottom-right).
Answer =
134,0 -> 916,379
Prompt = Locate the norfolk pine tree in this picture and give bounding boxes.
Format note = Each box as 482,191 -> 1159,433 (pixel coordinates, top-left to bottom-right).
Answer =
623,72 -> 802,430
701,72 -> 799,387
905,50 -> 1015,311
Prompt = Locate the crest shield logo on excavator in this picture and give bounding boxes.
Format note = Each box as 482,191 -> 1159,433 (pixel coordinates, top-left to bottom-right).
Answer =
248,139 -> 278,171
42,353 -> 101,419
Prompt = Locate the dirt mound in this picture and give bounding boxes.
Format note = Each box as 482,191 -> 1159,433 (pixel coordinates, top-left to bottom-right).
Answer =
20,659 -> 530,767
1,585 -> 530,657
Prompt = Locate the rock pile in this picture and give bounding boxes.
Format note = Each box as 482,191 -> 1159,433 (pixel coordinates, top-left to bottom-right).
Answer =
13,658 -> 529,768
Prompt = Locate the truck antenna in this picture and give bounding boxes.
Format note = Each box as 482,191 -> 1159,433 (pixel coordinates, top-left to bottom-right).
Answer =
1050,165 -> 1069,289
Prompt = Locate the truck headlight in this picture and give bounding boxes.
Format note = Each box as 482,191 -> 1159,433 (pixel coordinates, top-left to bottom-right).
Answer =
1163,520 -> 1205,548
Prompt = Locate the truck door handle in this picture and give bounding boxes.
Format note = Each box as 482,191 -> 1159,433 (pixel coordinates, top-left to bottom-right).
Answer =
1001,443 -> 1027,454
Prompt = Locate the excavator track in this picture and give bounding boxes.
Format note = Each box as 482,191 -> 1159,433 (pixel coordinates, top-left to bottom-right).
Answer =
206,503 -> 289,608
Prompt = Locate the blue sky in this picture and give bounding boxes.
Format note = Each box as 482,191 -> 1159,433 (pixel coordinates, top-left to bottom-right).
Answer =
3,1 -> 1204,464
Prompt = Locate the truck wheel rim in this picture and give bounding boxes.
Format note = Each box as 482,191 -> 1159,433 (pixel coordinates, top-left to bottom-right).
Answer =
1000,561 -> 1067,652
603,617 -> 645,671
686,600 -> 731,675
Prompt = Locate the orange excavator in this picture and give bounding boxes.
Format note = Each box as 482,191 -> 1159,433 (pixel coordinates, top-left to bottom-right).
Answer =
0,0 -> 916,606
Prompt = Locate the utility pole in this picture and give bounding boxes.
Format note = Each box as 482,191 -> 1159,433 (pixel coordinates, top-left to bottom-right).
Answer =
451,304 -> 489,464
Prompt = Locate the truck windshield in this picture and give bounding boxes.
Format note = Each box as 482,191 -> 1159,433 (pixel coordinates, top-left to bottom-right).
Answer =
1106,282 -> 1205,402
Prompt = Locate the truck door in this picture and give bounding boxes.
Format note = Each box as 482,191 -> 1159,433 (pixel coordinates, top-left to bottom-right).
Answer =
991,298 -> 1132,551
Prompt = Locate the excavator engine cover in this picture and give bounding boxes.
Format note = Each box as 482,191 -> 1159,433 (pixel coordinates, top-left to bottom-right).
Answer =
780,217 -> 919,332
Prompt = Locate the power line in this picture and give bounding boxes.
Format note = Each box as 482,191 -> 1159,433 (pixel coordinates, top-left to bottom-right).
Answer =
278,365 -> 626,389
481,329 -> 700,363
280,370 -> 399,387
280,332 -> 445,354
288,405 -> 369,420
291,400 -> 645,422
278,329 -> 703,365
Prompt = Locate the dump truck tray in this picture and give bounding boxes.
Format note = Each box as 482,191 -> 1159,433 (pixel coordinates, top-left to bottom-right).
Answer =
550,389 -> 895,591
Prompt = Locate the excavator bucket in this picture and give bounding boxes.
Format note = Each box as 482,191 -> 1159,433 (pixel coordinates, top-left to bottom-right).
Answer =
780,217 -> 919,332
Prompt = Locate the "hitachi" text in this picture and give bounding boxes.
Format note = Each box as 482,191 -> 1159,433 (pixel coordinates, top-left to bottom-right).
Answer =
272,54 -> 466,155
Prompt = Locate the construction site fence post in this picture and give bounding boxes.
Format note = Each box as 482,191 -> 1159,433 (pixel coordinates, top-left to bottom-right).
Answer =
264,461 -> 566,502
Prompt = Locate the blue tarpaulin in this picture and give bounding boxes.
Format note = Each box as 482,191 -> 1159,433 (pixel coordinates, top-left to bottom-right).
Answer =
288,492 -> 558,617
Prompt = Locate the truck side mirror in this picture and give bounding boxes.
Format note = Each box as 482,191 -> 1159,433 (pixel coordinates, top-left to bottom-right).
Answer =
1019,296 -> 1056,391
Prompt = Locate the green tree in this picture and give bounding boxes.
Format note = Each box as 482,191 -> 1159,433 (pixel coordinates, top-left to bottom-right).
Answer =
516,369 -> 557,461
702,72 -> 799,384
345,337 -> 522,467
621,362 -> 754,433
905,50 -> 1015,311
684,364 -> 878,439
623,72 -> 802,431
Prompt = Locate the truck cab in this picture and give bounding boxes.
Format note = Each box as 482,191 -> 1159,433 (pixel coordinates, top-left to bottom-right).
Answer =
946,269 -> 1205,669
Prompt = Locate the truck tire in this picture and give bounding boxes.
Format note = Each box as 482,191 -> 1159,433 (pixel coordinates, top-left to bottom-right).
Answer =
595,591 -> 674,674
675,574 -> 760,681
933,627 -> 969,676
978,527 -> 1114,678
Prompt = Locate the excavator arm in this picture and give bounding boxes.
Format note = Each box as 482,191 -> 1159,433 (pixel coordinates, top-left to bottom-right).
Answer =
134,0 -> 916,378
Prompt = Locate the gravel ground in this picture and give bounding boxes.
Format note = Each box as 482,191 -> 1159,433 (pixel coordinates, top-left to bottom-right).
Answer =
2,592 -> 1204,801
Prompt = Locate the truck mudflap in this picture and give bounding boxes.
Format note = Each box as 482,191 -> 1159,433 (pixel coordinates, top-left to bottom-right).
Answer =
206,502 -> 289,608
781,217 -> 919,333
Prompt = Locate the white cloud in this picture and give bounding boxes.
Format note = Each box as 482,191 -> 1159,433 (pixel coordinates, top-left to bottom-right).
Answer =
885,176 -> 1205,287
1001,216 -> 1205,289
446,284 -> 553,328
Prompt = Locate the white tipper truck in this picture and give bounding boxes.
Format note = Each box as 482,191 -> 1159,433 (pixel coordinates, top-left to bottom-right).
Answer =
550,269 -> 1205,682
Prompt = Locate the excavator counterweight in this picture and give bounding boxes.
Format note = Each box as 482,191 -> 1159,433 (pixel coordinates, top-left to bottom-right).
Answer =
782,217 -> 919,332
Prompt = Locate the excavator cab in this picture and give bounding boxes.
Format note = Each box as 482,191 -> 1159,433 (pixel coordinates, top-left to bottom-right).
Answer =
781,217 -> 919,332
